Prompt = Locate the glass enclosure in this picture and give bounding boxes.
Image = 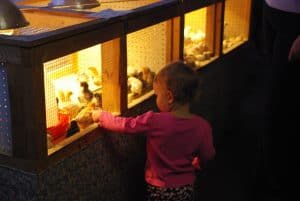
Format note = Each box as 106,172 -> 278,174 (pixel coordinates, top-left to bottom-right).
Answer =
127,20 -> 173,108
184,4 -> 219,69
0,0 -> 254,161
44,45 -> 101,154
222,0 -> 251,53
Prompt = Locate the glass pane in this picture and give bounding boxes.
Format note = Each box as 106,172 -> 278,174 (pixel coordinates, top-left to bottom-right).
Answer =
44,44 -> 103,155
184,5 -> 218,69
127,21 -> 171,108
222,0 -> 251,53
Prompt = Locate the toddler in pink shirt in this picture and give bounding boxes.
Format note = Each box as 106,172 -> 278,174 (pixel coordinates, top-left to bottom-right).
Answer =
92,61 -> 215,201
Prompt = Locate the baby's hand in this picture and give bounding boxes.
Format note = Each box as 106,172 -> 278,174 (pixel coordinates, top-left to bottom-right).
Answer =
192,157 -> 201,170
92,108 -> 102,122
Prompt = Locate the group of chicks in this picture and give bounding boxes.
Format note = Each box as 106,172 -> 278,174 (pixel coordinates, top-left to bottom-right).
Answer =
47,65 -> 156,147
58,66 -> 102,126
127,66 -> 155,102
183,26 -> 214,68
47,67 -> 103,146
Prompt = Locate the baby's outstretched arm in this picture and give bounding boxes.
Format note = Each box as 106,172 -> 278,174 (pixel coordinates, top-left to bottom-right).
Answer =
92,110 -> 154,134
92,108 -> 102,123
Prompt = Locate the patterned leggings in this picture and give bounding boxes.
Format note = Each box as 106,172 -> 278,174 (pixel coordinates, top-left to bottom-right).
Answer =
146,184 -> 194,201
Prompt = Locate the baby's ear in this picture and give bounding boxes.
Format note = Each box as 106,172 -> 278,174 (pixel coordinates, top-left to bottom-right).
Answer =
167,90 -> 174,105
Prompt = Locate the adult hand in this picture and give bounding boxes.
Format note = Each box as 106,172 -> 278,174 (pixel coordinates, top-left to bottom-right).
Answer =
289,35 -> 300,63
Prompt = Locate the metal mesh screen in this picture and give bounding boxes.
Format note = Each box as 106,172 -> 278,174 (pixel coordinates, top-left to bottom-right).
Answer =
44,54 -> 76,128
127,21 -> 169,106
127,21 -> 168,74
185,8 -> 207,35
43,45 -> 102,128
223,0 -> 250,39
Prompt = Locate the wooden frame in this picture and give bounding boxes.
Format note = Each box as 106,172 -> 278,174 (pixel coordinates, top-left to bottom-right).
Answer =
0,8 -> 124,170
182,0 -> 223,13
125,0 -> 181,34
0,0 -> 253,171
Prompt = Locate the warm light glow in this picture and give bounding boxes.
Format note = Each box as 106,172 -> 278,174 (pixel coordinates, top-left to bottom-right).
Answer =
185,8 -> 207,35
184,7 -> 216,68
52,74 -> 81,105
43,45 -> 102,127
127,22 -> 168,74
184,26 -> 205,42
0,29 -> 14,36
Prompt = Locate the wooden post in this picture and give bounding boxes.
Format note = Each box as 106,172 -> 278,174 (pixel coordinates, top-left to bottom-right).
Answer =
101,38 -> 122,114
215,1 -> 224,56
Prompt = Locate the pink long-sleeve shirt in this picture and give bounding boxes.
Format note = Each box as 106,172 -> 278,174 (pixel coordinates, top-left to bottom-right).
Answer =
98,111 -> 215,188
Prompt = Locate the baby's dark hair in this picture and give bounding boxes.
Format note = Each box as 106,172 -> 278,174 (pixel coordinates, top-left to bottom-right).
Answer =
155,61 -> 199,104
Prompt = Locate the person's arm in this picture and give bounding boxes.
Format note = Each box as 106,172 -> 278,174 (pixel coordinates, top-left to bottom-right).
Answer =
92,109 -> 154,134
289,35 -> 300,64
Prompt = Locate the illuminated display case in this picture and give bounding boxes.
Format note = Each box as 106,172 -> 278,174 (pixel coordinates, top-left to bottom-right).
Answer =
88,0 -> 181,108
0,6 -> 125,166
222,0 -> 252,53
0,0 -> 253,170
126,19 -> 180,107
44,41 -> 123,155
183,2 -> 223,69
0,0 -> 181,170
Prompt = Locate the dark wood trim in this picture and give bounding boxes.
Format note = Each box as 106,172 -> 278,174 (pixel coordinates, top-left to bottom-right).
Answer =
120,35 -> 128,114
126,0 -> 181,33
170,16 -> 182,61
206,5 -> 216,54
7,48 -> 47,160
215,1 -> 224,57
34,22 -> 124,62
182,0 -> 222,13
179,13 -> 184,61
